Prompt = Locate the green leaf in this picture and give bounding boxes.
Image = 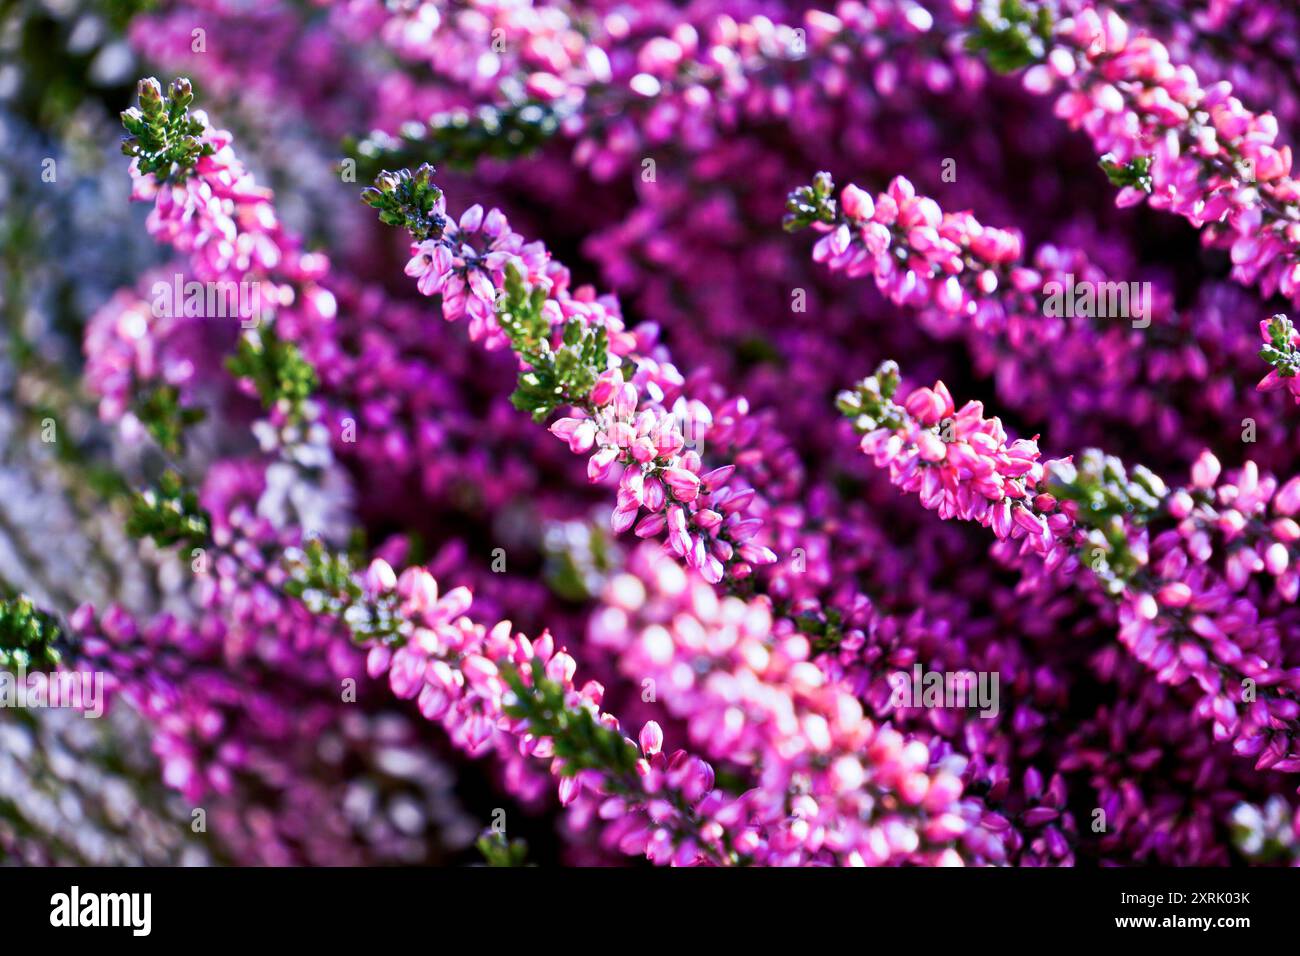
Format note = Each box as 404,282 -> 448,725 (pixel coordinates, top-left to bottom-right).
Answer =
226,325 -> 320,422
133,383 -> 204,456
1259,314 -> 1300,377
120,77 -> 215,184
361,165 -> 447,242
125,470 -> 211,550
1098,154 -> 1153,193
837,360 -> 906,433
0,595 -> 63,670
348,100 -> 564,181
965,0 -> 1054,74
476,831 -> 531,866
783,171 -> 838,232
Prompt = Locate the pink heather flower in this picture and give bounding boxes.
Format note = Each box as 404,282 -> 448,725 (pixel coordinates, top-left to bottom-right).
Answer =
1191,450 -> 1221,490
364,557 -> 397,593
639,721 -> 664,756
591,545 -> 981,866
852,363 -> 1300,788
860,382 -> 1071,557
1021,5 -> 1300,309
404,239 -> 454,297
336,559 -> 777,864
391,186 -> 775,586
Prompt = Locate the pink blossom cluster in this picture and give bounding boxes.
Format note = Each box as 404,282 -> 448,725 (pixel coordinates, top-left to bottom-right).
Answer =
63,600 -> 473,865
590,546 -> 974,865
1107,0 -> 1300,144
400,191 -> 777,585
91,64 -> 995,866
1018,4 -> 1300,305
801,173 -> 1295,467
850,366 -> 1300,788
349,0 -> 975,179
124,94 -> 338,339
854,375 -> 1072,559
82,288 -> 197,428
334,555 -> 762,865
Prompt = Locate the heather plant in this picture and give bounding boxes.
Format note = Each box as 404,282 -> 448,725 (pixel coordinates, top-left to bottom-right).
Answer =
0,0 -> 1298,871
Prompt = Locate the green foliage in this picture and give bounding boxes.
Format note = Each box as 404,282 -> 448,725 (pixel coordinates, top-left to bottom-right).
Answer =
501,261 -> 609,420
120,77 -> 213,183
1048,448 -> 1168,524
736,335 -> 784,370
794,606 -> 847,656
966,0 -> 1055,74
133,383 -> 205,457
836,361 -> 907,433
361,164 -> 448,242
501,668 -> 640,776
365,169 -> 610,421
783,171 -> 839,232
476,831 -> 531,866
1099,153 -> 1153,193
349,100 -> 562,180
0,595 -> 63,670
510,315 -> 609,421
542,520 -> 615,602
125,469 -> 211,550
1046,449 -> 1168,592
495,259 -> 552,353
104,0 -> 160,31
226,325 -> 319,422
283,539 -> 405,645
1259,314 -> 1300,378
